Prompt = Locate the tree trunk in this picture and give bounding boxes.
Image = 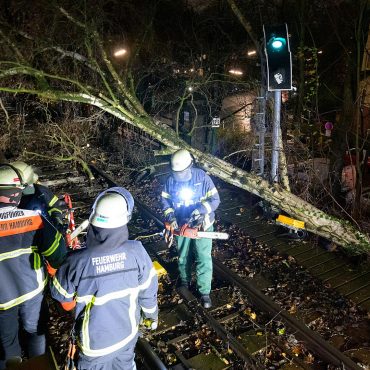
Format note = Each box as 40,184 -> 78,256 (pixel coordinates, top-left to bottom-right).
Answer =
0,85 -> 368,253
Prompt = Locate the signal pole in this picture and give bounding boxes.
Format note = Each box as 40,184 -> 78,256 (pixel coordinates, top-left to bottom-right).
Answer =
271,90 -> 281,182
263,23 -> 292,183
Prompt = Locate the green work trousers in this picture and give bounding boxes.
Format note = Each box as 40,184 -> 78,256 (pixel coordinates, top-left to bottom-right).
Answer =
176,225 -> 213,295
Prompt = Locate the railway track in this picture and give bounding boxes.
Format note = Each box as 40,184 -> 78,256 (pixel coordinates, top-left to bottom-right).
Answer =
35,161 -> 369,369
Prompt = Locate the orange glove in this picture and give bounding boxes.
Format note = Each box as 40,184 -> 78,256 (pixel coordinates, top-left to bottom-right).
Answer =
45,261 -> 57,277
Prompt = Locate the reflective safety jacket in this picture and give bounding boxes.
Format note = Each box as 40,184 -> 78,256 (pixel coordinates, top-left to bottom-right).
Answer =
50,225 -> 158,358
0,206 -> 66,310
161,168 -> 220,230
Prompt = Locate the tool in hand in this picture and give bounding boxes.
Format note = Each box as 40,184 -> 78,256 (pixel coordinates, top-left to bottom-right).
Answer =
164,222 -> 229,247
70,219 -> 90,241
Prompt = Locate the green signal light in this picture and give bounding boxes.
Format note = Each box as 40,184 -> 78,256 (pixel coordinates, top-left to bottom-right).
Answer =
272,40 -> 283,49
268,37 -> 287,51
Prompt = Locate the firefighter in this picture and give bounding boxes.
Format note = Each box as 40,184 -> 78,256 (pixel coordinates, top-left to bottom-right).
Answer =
9,161 -> 67,230
161,149 -> 220,308
50,187 -> 158,370
0,165 -> 67,370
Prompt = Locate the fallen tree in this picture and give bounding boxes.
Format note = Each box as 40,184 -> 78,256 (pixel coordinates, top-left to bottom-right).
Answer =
0,7 -> 369,253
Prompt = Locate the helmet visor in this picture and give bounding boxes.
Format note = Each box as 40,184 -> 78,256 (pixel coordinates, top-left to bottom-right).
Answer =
172,167 -> 192,182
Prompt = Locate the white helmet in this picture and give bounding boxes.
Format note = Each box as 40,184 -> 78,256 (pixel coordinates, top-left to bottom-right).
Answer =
0,164 -> 25,189
0,165 -> 25,205
89,187 -> 134,228
11,161 -> 39,185
171,149 -> 193,172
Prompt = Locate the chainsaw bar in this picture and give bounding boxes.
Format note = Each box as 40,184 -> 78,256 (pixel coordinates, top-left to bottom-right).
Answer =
70,219 -> 89,240
197,231 -> 229,240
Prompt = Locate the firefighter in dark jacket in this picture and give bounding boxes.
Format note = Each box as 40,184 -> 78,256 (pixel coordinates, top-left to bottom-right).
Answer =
10,161 -> 67,229
0,165 -> 67,370
161,149 -> 220,308
50,187 -> 158,370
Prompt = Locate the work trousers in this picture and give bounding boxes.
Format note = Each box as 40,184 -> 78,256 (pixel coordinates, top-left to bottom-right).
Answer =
176,225 -> 213,295
0,293 -> 47,370
76,344 -> 136,370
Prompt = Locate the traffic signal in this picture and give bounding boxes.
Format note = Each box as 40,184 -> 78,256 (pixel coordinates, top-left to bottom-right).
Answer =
263,24 -> 292,91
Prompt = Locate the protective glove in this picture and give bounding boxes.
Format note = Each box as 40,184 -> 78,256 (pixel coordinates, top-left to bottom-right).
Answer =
166,213 -> 178,231
188,209 -> 204,228
141,317 -> 158,330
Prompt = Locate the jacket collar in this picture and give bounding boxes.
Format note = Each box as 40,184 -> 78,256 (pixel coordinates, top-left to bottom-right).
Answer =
86,224 -> 129,250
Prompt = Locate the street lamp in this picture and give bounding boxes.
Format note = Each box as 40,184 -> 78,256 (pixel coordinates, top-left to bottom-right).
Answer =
229,69 -> 243,76
114,48 -> 127,57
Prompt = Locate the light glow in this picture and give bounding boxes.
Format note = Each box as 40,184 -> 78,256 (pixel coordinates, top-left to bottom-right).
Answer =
272,40 -> 283,49
229,69 -> 243,76
114,48 -> 127,57
179,188 -> 193,201
247,50 -> 256,56
267,36 -> 287,52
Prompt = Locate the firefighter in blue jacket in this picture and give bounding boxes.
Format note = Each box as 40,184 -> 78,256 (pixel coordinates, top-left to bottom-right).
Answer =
161,149 -> 220,308
50,187 -> 158,370
0,165 -> 67,370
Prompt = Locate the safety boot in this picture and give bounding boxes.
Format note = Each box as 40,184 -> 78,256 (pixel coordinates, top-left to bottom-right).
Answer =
178,280 -> 190,289
201,295 -> 212,309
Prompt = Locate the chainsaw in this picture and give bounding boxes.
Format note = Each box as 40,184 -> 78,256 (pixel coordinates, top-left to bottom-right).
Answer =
69,219 -> 228,248
163,222 -> 229,247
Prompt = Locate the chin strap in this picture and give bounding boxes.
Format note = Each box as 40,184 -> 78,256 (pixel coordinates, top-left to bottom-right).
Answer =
0,188 -> 22,205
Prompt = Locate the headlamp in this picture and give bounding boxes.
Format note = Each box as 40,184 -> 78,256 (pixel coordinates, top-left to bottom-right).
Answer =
179,188 -> 193,202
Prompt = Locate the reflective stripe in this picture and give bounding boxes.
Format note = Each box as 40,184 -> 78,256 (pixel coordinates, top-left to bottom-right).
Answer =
82,298 -> 94,350
161,191 -> 171,199
48,195 -> 59,207
164,208 -> 174,216
76,267 -> 157,305
42,231 -> 62,257
138,267 -> 157,291
79,293 -> 139,357
202,201 -> 212,214
200,187 -> 218,202
206,187 -> 218,197
0,247 -> 32,262
0,251 -> 46,310
52,276 -> 75,299
174,200 -> 195,208
78,267 -> 157,357
0,215 -> 43,237
48,207 -> 62,215
204,214 -> 213,230
141,305 -> 157,314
